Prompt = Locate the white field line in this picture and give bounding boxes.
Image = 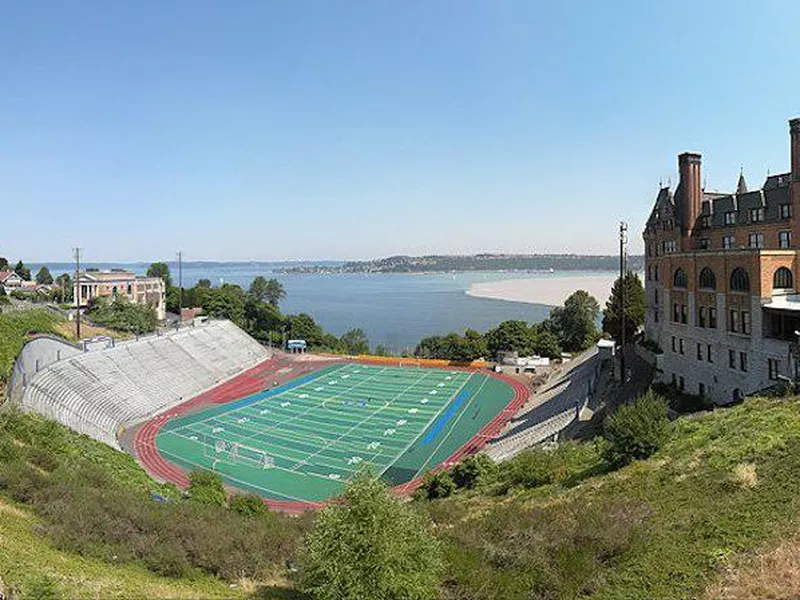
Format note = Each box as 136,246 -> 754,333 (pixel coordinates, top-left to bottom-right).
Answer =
412,373 -> 490,478
378,371 -> 475,476
291,369 -> 442,471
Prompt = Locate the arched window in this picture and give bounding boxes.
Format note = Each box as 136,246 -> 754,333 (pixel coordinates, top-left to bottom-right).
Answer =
730,268 -> 750,292
673,268 -> 688,288
698,267 -> 716,290
773,267 -> 794,290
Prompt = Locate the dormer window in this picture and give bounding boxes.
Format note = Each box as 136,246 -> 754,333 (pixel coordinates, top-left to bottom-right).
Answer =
749,207 -> 764,223
780,204 -> 792,219
700,216 -> 710,228
724,211 -> 736,226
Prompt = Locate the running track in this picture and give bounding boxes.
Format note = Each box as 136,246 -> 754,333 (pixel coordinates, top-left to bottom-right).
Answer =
134,356 -> 530,513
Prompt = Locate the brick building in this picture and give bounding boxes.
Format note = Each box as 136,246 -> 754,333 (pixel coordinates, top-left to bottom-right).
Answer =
74,270 -> 166,320
643,117 -> 800,404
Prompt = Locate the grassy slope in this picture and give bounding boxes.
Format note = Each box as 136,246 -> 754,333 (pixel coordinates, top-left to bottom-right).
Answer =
0,408 -> 306,599
0,309 -> 62,382
0,498 -> 246,599
430,396 -> 800,600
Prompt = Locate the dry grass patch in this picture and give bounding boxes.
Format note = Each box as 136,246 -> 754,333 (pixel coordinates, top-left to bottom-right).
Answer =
732,463 -> 758,489
706,531 -> 800,599
55,320 -> 132,341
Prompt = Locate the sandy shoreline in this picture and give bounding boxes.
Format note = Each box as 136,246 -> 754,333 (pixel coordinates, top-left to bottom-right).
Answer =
466,274 -> 617,307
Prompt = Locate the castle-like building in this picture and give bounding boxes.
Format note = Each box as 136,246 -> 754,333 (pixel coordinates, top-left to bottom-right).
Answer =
643,117 -> 800,403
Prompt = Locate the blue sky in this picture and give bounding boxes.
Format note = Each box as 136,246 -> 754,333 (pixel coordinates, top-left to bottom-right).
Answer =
2,0 -> 799,262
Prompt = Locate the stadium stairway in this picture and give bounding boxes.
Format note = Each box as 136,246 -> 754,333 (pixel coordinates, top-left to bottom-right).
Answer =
19,320 -> 272,450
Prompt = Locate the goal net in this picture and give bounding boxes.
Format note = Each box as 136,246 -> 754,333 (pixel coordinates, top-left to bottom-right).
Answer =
399,360 -> 422,368
209,439 -> 275,469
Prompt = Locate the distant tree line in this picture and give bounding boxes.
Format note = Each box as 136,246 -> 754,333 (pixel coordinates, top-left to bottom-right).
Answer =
279,253 -> 645,274
412,273 -> 645,361
151,264 -> 372,354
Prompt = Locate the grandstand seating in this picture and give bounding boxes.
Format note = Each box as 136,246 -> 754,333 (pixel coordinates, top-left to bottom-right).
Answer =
21,320 -> 271,449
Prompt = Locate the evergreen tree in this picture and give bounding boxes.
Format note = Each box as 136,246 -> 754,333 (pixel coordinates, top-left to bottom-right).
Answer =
602,271 -> 645,346
14,261 -> 31,281
550,290 -> 600,352
35,266 -> 54,285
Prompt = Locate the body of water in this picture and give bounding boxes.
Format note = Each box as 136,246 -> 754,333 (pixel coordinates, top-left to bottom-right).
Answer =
38,262 -> 611,352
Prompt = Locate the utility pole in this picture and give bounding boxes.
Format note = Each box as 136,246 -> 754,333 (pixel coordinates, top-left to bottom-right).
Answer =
619,222 -> 628,381
73,247 -> 82,340
177,251 -> 183,321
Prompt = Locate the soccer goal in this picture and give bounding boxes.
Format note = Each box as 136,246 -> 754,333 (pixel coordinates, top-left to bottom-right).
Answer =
209,439 -> 275,469
399,360 -> 422,368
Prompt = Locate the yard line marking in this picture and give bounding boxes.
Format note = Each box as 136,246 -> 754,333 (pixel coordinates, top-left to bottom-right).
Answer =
378,371 -> 474,476
169,363 -> 351,431
195,415 -> 409,459
412,373 -> 491,479
155,445 -> 332,501
291,369 -> 439,471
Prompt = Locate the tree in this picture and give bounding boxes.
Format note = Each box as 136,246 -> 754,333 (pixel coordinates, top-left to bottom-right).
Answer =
243,297 -> 284,342
35,266 -> 54,285
87,297 -> 158,334
451,454 -> 496,490
249,276 -> 286,307
146,262 -> 172,288
374,344 -> 390,356
530,325 -> 562,359
229,493 -> 270,518
550,290 -> 600,352
0,257 -> 8,270
419,470 -> 456,500
248,276 -> 269,302
603,389 -> 669,467
201,283 -> 247,324
485,320 -> 533,357
187,470 -> 227,506
298,471 -> 442,600
602,272 -> 645,346
14,261 -> 31,281
286,313 -> 326,347
415,335 -> 443,359
55,273 -> 73,303
264,278 -> 286,307
340,328 -> 369,355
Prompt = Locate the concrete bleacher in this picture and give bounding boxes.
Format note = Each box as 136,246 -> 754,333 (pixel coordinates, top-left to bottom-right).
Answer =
484,348 -> 600,462
20,320 -> 271,449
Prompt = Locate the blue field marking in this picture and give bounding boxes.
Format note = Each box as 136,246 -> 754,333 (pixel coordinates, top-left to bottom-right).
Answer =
421,386 -> 473,445
221,367 -> 340,413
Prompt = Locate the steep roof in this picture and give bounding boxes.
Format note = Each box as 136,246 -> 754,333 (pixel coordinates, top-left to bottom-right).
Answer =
736,170 -> 748,194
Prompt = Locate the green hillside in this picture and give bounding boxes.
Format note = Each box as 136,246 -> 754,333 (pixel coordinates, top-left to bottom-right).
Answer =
4,356 -> 800,599
425,396 -> 800,599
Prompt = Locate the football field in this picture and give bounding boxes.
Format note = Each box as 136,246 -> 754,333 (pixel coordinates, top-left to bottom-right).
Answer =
155,363 -> 515,502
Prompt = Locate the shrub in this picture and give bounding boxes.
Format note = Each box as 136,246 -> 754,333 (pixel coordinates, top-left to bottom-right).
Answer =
187,470 -> 227,506
603,389 -> 669,467
26,575 -> 61,600
299,471 -> 442,600
451,454 -> 496,490
230,493 -> 270,518
503,448 -> 557,489
419,470 -> 456,500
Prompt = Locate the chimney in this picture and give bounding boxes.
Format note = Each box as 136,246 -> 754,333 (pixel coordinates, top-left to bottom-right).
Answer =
791,118 -> 800,182
678,152 -> 702,236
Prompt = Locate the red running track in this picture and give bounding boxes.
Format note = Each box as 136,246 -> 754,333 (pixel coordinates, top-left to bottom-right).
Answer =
134,358 -> 529,514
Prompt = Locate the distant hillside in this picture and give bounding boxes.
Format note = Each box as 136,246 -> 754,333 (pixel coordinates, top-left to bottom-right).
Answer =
277,253 -> 644,274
